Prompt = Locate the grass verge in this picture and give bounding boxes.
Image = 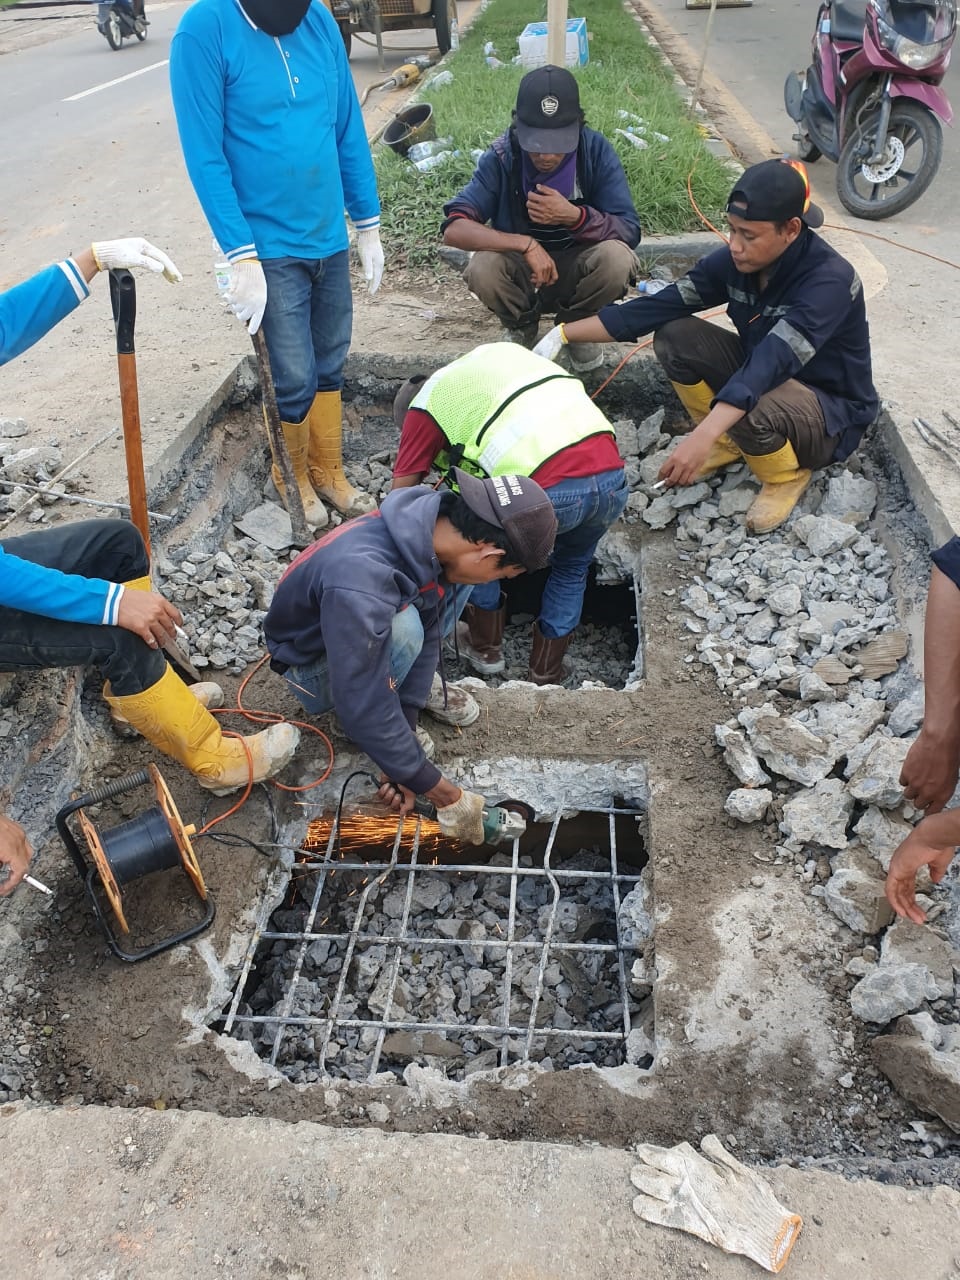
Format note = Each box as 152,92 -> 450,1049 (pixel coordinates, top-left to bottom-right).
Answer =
375,0 -> 734,268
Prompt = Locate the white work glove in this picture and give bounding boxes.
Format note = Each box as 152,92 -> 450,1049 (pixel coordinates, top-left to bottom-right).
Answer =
532,323 -> 566,362
436,788 -> 485,846
356,226 -> 385,295
224,259 -> 268,335
91,237 -> 182,283
631,1135 -> 802,1274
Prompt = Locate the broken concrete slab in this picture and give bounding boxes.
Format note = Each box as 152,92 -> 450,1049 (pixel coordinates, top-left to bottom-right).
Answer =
738,704 -> 837,786
234,500 -> 296,551
780,778 -> 855,850
823,867 -> 894,935
850,964 -> 942,1025
873,1030 -> 960,1133
845,733 -> 911,808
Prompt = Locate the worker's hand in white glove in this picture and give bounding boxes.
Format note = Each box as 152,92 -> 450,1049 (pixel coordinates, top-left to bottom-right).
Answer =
356,226 -> 385,295
631,1134 -> 802,1274
91,238 -> 182,283
224,259 -> 268,335
436,788 -> 485,845
532,324 -> 566,362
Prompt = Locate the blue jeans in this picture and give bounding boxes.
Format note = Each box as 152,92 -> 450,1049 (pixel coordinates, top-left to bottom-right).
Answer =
283,588 -> 471,714
260,252 -> 353,424
0,520 -> 165,696
470,468 -> 629,638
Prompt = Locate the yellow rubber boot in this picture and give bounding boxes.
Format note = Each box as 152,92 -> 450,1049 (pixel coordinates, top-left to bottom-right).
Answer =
106,679 -> 225,739
104,665 -> 300,796
742,443 -> 812,534
697,433 -> 743,479
671,379 -> 715,426
267,413 -> 328,530
306,390 -> 375,517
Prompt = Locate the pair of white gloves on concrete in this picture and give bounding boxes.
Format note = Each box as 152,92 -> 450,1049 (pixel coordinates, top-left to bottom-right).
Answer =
223,227 -> 385,335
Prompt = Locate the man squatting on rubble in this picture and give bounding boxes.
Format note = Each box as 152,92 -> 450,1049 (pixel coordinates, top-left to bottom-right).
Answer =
391,342 -> 628,686
0,239 -> 300,895
442,64 -> 640,373
170,0 -> 384,531
535,158 -> 879,534
886,537 -> 960,925
263,471 -> 558,846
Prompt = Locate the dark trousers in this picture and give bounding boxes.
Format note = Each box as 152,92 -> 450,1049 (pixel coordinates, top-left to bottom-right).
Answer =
653,316 -> 838,469
464,241 -> 639,329
0,519 -> 164,696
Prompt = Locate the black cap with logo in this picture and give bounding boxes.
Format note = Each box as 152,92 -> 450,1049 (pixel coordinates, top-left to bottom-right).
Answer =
513,65 -> 582,155
452,468 -> 557,572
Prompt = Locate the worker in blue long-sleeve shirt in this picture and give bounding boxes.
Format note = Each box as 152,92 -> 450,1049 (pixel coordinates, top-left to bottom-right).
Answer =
169,0 -> 384,529
535,159 -> 878,534
0,237 -> 299,895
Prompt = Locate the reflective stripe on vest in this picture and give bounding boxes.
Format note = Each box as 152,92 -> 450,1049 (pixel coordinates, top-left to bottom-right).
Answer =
411,342 -> 614,478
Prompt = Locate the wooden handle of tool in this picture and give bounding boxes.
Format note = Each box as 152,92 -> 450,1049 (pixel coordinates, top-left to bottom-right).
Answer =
110,269 -> 151,560
252,330 -> 311,547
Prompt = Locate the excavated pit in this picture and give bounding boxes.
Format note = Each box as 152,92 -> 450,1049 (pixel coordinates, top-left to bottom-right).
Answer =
218,796 -> 650,1084
5,352 -> 960,1187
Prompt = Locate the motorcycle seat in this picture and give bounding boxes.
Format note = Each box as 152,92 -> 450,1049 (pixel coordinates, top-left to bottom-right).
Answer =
831,0 -> 867,42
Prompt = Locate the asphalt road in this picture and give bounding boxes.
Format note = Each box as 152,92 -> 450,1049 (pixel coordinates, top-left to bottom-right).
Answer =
654,0 -> 960,262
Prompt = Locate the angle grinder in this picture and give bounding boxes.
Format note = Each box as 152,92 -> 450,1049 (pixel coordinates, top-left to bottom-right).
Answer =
406,795 -> 533,847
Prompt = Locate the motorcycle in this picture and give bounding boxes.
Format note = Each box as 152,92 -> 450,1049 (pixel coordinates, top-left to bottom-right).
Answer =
784,0 -> 956,220
97,0 -> 147,50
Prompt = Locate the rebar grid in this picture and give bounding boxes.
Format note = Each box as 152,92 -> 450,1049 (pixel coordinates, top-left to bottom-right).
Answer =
223,805 -> 644,1079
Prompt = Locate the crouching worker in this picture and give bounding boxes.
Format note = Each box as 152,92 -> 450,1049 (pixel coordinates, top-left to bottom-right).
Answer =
0,235 -> 298,798
0,521 -> 299,794
263,472 -> 557,843
392,342 -> 628,685
535,159 -> 878,533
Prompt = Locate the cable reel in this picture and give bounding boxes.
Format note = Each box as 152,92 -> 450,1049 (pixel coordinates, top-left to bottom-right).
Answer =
56,764 -> 215,963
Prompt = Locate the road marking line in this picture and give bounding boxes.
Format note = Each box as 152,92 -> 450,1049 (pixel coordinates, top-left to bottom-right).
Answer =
64,59 -> 169,102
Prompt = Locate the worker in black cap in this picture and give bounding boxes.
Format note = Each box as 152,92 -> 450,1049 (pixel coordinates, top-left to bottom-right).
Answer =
441,65 -> 640,373
536,158 -> 878,533
263,471 -> 557,844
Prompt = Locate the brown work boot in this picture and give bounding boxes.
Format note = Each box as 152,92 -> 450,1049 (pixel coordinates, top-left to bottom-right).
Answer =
456,601 -> 506,675
528,623 -> 573,686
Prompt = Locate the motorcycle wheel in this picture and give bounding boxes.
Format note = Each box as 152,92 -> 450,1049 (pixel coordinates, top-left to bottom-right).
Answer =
794,128 -> 822,164
837,100 -> 942,220
105,10 -> 122,48
433,0 -> 458,55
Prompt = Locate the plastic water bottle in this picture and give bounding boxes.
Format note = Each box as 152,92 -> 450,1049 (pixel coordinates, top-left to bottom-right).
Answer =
637,279 -> 670,296
412,150 -> 460,172
427,70 -> 453,89
407,137 -> 454,163
486,55 -> 506,69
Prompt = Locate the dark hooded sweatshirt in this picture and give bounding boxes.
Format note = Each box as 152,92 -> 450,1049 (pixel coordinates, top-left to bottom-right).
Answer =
264,487 -> 447,795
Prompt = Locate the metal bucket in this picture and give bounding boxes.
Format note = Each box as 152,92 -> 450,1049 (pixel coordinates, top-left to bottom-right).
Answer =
383,102 -> 435,156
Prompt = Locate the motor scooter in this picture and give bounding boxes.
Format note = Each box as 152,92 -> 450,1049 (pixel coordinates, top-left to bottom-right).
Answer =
97,0 -> 147,50
784,0 -> 956,219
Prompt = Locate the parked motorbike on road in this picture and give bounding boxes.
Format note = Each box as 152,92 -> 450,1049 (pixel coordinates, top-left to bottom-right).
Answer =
784,0 -> 956,219
97,0 -> 147,50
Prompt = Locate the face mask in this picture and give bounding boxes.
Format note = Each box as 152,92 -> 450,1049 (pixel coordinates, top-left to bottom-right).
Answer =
239,0 -> 312,37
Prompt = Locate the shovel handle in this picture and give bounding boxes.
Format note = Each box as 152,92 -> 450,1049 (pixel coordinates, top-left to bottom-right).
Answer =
252,329 -> 311,547
109,269 -> 151,559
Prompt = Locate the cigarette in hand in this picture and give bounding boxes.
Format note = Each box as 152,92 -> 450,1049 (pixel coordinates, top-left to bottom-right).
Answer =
650,479 -> 668,492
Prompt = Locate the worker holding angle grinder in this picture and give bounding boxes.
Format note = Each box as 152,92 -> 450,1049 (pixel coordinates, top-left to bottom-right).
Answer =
263,471 -> 557,845
0,236 -> 301,895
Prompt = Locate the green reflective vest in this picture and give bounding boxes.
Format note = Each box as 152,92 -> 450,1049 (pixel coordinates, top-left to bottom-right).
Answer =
411,342 -> 616,480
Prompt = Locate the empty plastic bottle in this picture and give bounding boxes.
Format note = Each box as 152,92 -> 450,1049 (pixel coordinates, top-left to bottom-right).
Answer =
412,149 -> 461,172
427,70 -> 453,89
407,137 -> 454,163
